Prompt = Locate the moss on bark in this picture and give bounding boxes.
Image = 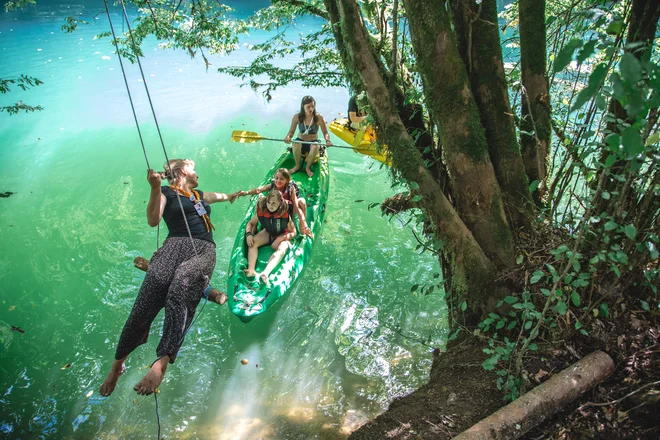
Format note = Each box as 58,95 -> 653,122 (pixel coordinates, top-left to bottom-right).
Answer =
403,0 -> 515,267
520,0 -> 551,204
335,0 -> 498,308
451,0 -> 536,230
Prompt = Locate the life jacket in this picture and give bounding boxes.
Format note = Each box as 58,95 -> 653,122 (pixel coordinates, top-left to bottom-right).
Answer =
270,181 -> 300,202
257,201 -> 291,237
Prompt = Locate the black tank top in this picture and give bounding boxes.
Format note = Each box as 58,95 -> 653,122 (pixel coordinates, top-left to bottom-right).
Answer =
161,186 -> 213,242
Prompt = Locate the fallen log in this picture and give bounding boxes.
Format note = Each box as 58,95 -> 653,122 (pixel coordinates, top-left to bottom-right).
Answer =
453,350 -> 614,440
133,256 -> 228,305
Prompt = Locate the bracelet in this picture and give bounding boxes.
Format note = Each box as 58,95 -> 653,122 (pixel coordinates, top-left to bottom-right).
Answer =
246,231 -> 253,236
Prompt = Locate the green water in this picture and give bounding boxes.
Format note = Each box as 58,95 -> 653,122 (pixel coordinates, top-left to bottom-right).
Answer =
0,2 -> 446,438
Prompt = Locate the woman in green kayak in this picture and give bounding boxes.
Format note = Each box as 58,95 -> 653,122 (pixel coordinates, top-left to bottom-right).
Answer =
284,95 -> 332,177
243,190 -> 297,285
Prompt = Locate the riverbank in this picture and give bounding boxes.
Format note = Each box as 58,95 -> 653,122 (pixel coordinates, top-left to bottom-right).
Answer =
350,294 -> 659,439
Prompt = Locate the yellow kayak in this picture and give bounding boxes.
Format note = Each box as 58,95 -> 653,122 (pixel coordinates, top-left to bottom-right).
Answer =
328,118 -> 390,165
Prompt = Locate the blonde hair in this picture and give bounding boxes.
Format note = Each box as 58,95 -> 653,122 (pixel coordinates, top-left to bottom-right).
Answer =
258,189 -> 289,216
161,159 -> 195,185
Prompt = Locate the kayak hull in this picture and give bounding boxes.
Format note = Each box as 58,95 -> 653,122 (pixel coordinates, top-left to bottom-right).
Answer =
227,150 -> 329,322
328,118 -> 390,165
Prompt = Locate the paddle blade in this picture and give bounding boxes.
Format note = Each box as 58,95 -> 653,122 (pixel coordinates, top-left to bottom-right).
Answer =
231,130 -> 264,144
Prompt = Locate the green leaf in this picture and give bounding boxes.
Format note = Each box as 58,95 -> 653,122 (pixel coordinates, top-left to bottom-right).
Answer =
553,38 -> 582,73
623,224 -> 637,240
556,300 -> 567,315
577,40 -> 597,64
571,64 -> 608,112
605,154 -> 617,168
460,301 -> 467,311
571,291 -> 581,307
411,195 -> 423,202
601,191 -> 610,200
606,17 -> 624,35
640,300 -> 650,311
604,220 -> 618,231
504,296 -> 518,304
516,255 -> 523,265
530,270 -> 544,284
606,133 -> 621,153
599,303 -> 609,318
409,181 -> 420,190
410,284 -> 419,292
528,343 -> 538,351
620,52 -> 642,85
621,126 -> 643,158
646,132 -> 660,146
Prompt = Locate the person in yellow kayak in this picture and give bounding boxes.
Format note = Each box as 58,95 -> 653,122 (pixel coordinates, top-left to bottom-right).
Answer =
284,95 -> 332,178
243,190 -> 297,285
237,168 -> 313,238
348,94 -> 376,143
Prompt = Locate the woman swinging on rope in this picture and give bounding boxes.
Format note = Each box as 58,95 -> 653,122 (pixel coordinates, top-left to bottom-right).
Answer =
100,159 -> 239,396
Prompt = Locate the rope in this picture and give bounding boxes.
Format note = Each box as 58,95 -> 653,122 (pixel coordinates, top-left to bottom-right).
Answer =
103,3 -> 215,437
148,297 -> 209,437
102,0 -> 150,170
115,0 -> 199,257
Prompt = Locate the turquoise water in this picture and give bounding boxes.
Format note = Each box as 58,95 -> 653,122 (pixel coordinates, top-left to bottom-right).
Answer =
0,2 -> 446,438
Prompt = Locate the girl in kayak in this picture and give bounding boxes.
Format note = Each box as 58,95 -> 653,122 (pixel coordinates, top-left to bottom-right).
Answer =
284,95 -> 332,177
99,160 -> 238,397
237,168 -> 312,237
243,189 -> 297,285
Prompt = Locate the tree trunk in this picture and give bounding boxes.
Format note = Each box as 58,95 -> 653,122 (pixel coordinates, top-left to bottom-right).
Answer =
454,351 -> 615,440
334,0 -> 497,308
402,0 -> 515,268
450,0 -> 536,230
519,0 -> 551,205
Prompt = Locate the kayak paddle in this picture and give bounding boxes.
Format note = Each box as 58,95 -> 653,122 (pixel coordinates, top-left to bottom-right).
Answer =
230,130 -> 357,150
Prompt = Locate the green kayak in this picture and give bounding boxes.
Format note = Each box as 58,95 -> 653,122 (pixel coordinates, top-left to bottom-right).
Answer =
227,149 -> 329,322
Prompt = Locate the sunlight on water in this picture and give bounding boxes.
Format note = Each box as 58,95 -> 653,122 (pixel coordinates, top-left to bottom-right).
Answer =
0,1 -> 447,438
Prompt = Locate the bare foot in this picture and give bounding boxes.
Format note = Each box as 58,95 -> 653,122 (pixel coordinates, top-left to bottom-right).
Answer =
100,361 -> 126,397
305,168 -> 314,178
209,288 -> 228,305
134,256 -> 149,272
134,359 -> 168,396
302,226 -> 314,238
243,268 -> 256,278
289,166 -> 301,175
258,273 -> 270,285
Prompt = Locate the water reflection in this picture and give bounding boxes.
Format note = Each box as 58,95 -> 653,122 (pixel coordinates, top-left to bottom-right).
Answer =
0,1 -> 447,438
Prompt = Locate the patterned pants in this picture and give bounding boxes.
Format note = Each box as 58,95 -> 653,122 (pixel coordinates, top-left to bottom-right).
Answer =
115,237 -> 216,363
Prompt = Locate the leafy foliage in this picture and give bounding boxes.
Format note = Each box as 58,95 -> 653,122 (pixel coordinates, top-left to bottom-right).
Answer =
4,0 -> 35,12
476,0 -> 660,400
0,75 -> 44,115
